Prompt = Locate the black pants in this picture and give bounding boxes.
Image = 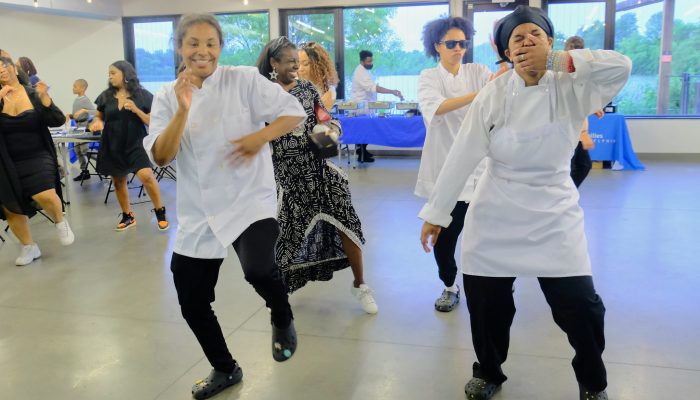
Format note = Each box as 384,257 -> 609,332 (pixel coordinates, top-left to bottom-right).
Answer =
171,218 -> 293,373
463,274 -> 607,392
433,201 -> 469,287
570,141 -> 592,188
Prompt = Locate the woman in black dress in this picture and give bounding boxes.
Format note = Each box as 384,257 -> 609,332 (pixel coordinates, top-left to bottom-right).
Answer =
89,61 -> 168,231
0,56 -> 75,266
256,38 -> 378,314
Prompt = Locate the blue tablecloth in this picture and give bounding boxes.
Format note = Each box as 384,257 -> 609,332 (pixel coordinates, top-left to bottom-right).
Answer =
338,116 -> 426,148
587,113 -> 645,170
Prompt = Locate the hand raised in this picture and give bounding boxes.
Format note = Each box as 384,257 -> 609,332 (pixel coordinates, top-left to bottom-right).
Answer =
174,69 -> 195,111
35,81 -> 50,97
512,33 -> 550,73
123,99 -> 140,114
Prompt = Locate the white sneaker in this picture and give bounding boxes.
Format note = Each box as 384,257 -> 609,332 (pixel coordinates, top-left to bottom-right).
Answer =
16,244 -> 41,266
55,220 -> 74,246
351,284 -> 378,314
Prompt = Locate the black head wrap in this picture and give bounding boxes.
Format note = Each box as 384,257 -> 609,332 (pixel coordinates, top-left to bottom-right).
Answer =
494,5 -> 554,63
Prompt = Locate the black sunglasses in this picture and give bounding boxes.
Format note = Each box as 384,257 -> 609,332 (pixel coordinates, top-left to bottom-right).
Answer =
439,40 -> 470,49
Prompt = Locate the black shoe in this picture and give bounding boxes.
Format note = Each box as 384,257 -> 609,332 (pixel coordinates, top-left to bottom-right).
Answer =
153,206 -> 169,231
191,366 -> 243,400
464,377 -> 501,400
579,384 -> 608,400
357,154 -> 375,163
73,171 -> 91,182
272,320 -> 297,362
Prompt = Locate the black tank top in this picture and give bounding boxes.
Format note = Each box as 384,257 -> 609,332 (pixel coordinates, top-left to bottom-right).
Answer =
0,110 -> 48,161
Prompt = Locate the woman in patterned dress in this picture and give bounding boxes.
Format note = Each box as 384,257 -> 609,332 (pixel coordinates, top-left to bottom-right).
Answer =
256,37 -> 378,314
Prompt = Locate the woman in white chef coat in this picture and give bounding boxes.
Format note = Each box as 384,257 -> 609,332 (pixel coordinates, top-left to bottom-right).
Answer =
419,6 -> 630,400
143,14 -> 307,400
416,16 -> 503,313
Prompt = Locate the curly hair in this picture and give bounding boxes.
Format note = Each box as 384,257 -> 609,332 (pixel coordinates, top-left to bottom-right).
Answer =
422,17 -> 475,61
299,42 -> 339,92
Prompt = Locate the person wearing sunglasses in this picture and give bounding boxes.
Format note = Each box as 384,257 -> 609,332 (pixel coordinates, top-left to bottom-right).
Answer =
350,49 -> 404,162
416,16 -> 504,313
419,6 -> 631,399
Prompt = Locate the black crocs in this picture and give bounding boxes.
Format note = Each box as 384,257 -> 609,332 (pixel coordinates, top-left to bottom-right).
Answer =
464,377 -> 501,400
272,320 -> 297,362
191,365 -> 243,400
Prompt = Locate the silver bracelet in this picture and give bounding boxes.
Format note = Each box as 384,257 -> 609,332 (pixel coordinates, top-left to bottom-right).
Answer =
548,50 -> 568,72
546,50 -> 554,71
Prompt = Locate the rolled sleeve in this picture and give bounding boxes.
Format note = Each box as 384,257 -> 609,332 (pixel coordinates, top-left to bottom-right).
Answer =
564,49 -> 632,119
418,202 -> 454,228
144,85 -> 175,166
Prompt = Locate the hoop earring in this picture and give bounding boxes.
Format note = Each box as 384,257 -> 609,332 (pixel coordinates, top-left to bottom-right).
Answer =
269,67 -> 278,81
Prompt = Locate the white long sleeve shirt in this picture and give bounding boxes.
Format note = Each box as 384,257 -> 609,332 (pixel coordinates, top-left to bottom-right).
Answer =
144,66 -> 306,259
418,49 -> 631,277
420,49 -> 632,228
350,64 -> 377,102
416,63 -> 492,202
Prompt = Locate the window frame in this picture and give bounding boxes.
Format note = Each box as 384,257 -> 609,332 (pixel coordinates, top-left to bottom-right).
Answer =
280,2 -> 450,100
543,0 -> 699,118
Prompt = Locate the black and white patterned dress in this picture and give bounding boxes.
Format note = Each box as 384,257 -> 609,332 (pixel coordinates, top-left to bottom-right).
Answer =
271,80 -> 365,293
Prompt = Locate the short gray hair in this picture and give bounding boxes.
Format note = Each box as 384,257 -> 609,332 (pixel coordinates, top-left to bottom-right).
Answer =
565,36 -> 584,50
174,14 -> 224,49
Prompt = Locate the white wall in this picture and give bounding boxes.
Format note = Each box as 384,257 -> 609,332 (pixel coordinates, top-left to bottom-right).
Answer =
628,119 -> 700,154
0,9 -> 124,116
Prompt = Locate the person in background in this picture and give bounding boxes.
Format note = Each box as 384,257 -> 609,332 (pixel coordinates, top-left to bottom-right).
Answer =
0,56 -> 75,266
17,56 -> 40,86
145,14 -> 306,399
259,37 -> 378,314
350,49 -> 404,162
298,41 -> 338,111
66,78 -> 96,181
419,6 -> 631,399
417,16 -> 503,313
0,49 -> 30,89
89,60 -> 168,231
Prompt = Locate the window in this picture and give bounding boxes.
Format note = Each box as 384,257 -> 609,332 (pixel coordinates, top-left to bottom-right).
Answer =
343,4 -> 450,102
544,0 -> 700,117
217,12 -> 270,67
665,0 -> 700,115
613,0 -> 664,115
286,12 -> 336,63
124,13 -> 270,93
548,1 -> 606,50
130,19 -> 177,94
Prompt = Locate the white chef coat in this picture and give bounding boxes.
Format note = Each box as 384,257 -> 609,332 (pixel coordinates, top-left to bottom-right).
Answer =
350,64 -> 377,102
144,66 -> 306,259
419,49 -> 632,277
416,62 -> 492,202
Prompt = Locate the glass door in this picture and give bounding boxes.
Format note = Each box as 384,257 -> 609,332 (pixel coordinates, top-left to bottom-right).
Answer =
464,0 -> 529,72
280,9 -> 344,97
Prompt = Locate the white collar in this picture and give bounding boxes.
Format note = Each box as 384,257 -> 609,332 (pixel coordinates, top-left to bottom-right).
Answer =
438,62 -> 463,78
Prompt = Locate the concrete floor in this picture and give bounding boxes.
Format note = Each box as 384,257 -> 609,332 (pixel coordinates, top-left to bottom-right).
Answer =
1,155 -> 698,400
